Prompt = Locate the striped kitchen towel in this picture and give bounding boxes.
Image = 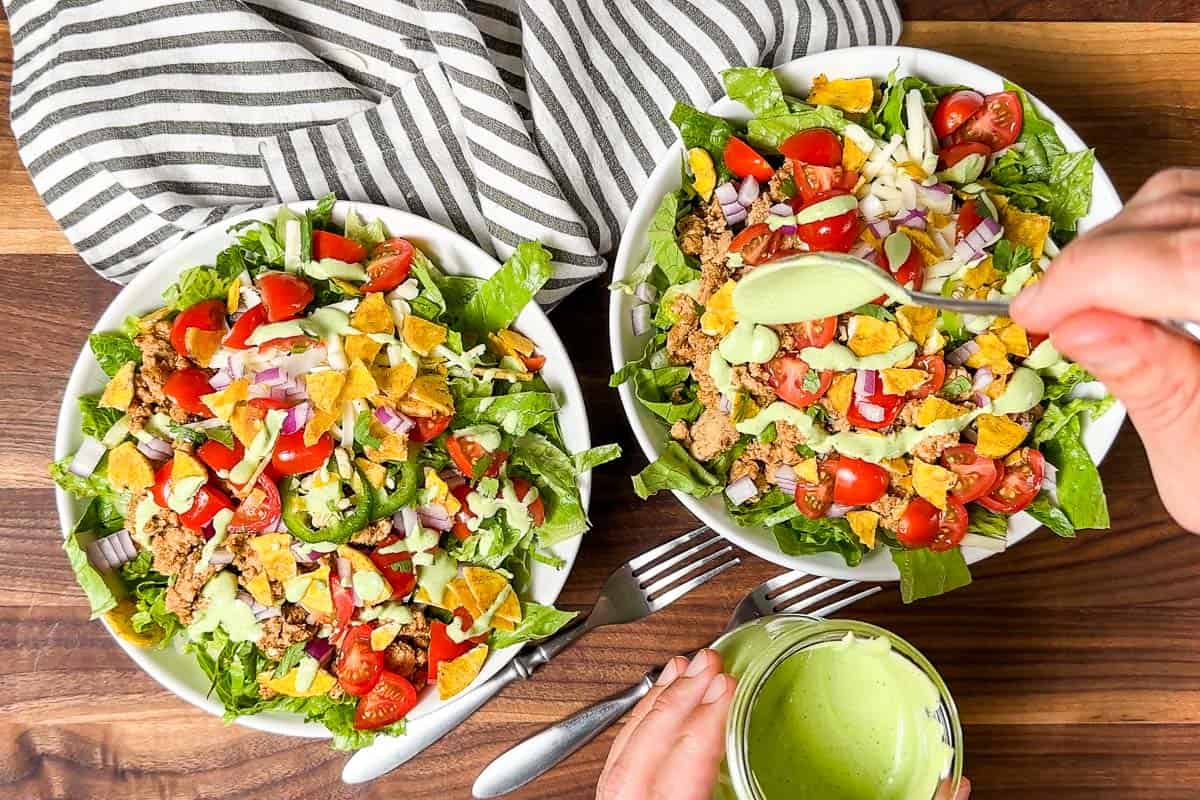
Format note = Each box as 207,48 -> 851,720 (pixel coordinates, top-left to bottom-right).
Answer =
4,0 -> 900,305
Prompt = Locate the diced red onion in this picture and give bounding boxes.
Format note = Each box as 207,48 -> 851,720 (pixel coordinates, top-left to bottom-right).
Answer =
714,181 -> 738,205
718,395 -> 732,413
854,369 -> 879,397
776,224 -> 796,236
724,476 -> 757,506
723,206 -> 747,225
336,557 -> 352,586
954,238 -> 981,263
849,242 -> 876,261
972,367 -> 993,392
771,464 -> 798,495
306,638 -> 333,665
770,202 -> 793,217
634,282 -> 658,304
201,520 -> 216,540
418,506 -> 454,532
826,503 -> 853,518
255,367 -> 285,386
737,175 -> 760,206
857,402 -> 886,423
394,507 -> 419,536
281,402 -> 311,435
374,405 -> 414,434
269,384 -> 290,402
292,543 -> 322,562
896,208 -> 927,230
721,200 -> 744,217
1041,461 -> 1058,493
972,392 -> 989,407
631,303 -> 653,336
965,216 -> 1002,252
87,529 -> 137,571
227,351 -> 246,379
208,369 -> 234,390
254,606 -> 282,621
69,437 -> 107,478
867,219 -> 891,239
947,340 -> 980,366
136,436 -> 173,461
208,549 -> 235,566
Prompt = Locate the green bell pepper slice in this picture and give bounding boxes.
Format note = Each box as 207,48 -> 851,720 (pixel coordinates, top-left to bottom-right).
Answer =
281,465 -> 374,545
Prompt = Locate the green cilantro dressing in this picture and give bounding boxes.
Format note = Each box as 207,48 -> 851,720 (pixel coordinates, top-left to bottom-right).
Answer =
187,571 -> 262,643
197,507 -> 234,570
302,258 -> 368,283
1024,339 -> 1062,370
229,408 -> 287,485
718,321 -> 780,364
415,550 -> 459,606
799,341 -> 917,372
447,585 -> 512,644
352,571 -> 390,606
733,253 -> 910,324
455,424 -> 503,452
466,480 -> 537,535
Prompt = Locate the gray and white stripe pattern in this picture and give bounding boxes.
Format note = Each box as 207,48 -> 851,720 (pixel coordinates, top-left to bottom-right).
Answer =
5,0 -> 900,303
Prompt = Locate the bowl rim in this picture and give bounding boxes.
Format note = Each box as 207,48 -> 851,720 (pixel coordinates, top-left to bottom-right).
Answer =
609,45 -> 1127,582
53,200 -> 591,737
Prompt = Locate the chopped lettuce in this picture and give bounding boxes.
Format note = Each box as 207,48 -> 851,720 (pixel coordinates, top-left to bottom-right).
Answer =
162,265 -> 233,311
460,241 -> 553,336
1024,491 -> 1075,538
1042,414 -> 1109,530
510,431 -> 593,545
630,366 -> 703,424
455,392 -> 559,436
967,505 -> 1008,539
63,529 -> 118,618
990,239 -> 1033,274
773,515 -> 868,567
88,332 -> 141,377
669,102 -> 734,179
1044,148 -> 1096,235
343,208 -> 387,251
490,602 -> 578,649
745,104 -> 848,152
122,552 -> 184,644
722,66 -> 789,117
646,192 -> 699,286
1042,363 -> 1096,401
408,249 -> 450,320
891,546 -> 972,604
79,395 -> 123,439
1032,395 -> 1114,445
631,441 -> 723,500
50,456 -> 116,499
572,444 -> 622,474
866,72 -> 963,139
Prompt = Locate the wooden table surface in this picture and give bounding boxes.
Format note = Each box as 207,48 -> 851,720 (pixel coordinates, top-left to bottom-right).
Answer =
3,5 -> 1200,799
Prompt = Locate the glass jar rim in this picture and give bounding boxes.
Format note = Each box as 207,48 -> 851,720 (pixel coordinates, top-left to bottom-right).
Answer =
723,615 -> 963,800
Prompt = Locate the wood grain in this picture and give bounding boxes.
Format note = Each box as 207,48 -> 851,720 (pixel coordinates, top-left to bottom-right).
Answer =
901,0 -> 1200,22
3,16 -> 1200,800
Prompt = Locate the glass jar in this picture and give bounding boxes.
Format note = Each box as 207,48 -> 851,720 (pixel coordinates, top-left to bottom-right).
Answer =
712,614 -> 962,800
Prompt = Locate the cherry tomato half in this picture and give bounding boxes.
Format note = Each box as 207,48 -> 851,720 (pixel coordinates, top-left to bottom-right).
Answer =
932,90 -> 985,140
723,136 -> 774,183
941,444 -> 1002,505
353,671 -> 418,731
271,430 -> 334,476
875,237 -> 925,290
369,535 -> 418,600
767,355 -> 833,409
163,367 -> 215,417
780,128 -> 842,167
337,624 -> 384,697
907,355 -> 947,400
794,189 -> 861,253
930,498 -> 970,552
228,474 -> 281,532
847,372 -> 903,430
939,141 -> 991,170
729,223 -> 774,266
361,238 -> 415,294
512,477 -> 546,527
957,199 -> 985,242
896,497 -> 940,547
312,230 -> 367,263
258,273 -> 314,322
791,163 -> 856,205
410,414 -> 452,443
197,438 -> 244,473
224,304 -> 268,350
170,299 -> 225,357
979,447 -> 1044,514
446,435 -> 507,479
794,462 -> 835,520
331,572 -> 356,635
789,316 -> 838,349
833,456 -> 890,506
952,91 -> 1023,152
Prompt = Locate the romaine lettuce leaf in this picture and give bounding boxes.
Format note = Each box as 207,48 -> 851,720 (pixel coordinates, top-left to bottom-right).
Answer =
572,444 -> 622,474
630,366 -> 703,423
49,456 -> 116,499
63,528 -> 118,618
1045,148 -> 1096,234
162,265 -> 232,311
454,392 -> 559,436
510,431 -> 590,545
1032,395 -> 1114,445
891,546 -> 972,603
967,505 -> 1008,538
669,102 -> 734,179
343,207 -> 387,251
1024,491 -> 1075,538
409,249 -> 450,320
460,241 -> 553,336
79,395 -> 123,439
1042,363 -> 1096,401
88,332 -> 141,377
1041,414 -> 1109,529
773,515 -> 868,567
491,602 -> 577,649
631,441 -> 723,500
745,105 -> 848,152
646,192 -> 699,286
722,66 -> 789,117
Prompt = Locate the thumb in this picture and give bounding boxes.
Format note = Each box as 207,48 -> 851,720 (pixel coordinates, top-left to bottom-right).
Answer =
1050,310 -> 1200,531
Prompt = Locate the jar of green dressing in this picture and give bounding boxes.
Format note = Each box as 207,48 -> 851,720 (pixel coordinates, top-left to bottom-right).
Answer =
713,615 -> 962,800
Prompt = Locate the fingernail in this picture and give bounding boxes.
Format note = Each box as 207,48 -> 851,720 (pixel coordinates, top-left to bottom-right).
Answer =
701,674 -> 731,704
685,650 -> 712,677
657,656 -> 683,686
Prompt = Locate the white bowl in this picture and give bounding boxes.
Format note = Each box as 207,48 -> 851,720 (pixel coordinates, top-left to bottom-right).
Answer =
610,46 -> 1126,581
54,201 -> 590,737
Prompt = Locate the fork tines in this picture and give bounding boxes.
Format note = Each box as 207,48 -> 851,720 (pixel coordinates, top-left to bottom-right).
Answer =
768,572 -> 882,618
632,525 -> 739,609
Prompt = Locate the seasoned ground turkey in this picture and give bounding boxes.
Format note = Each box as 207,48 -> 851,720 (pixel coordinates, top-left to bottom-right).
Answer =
384,640 -> 428,691
350,517 -> 392,546
145,508 -> 214,624
395,607 -> 431,649
224,531 -> 283,604
669,419 -> 691,446
732,363 -> 776,406
688,408 -> 739,462
258,605 -> 317,660
129,317 -> 192,430
911,432 -> 959,463
869,493 -> 909,530
666,292 -> 701,366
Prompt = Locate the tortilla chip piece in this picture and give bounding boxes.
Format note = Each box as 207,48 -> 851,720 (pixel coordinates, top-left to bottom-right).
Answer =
880,368 -> 929,396
826,372 -> 855,416
882,457 -> 911,476
365,428 -> 410,463
448,576 -> 481,618
231,403 -> 264,446
699,279 -> 737,337
355,458 -> 387,489
793,458 -> 820,484
916,397 -> 967,427
965,332 -> 1014,376
845,510 -> 880,548
439,579 -> 464,612
898,226 -> 943,266
107,442 -> 155,492
297,565 -> 333,616
250,533 -> 297,583
975,414 -> 1029,458
172,450 -> 207,484
848,316 -> 904,357
304,407 -> 339,447
489,329 -> 537,359
305,370 -> 347,414
407,374 -> 454,416
370,622 -> 402,652
962,257 -> 1000,290
842,136 -> 868,172
923,327 -> 947,356
1000,205 -> 1052,260
437,643 -> 488,700
495,588 -> 522,626
351,292 -> 394,335
99,361 -> 136,411
806,74 -> 874,113
226,276 -> 242,315
463,567 -> 509,613
185,327 -> 224,368
244,572 -> 275,607
984,374 -> 1008,401
895,306 -> 937,348
261,665 -> 337,698
376,362 -> 417,399
344,334 -> 384,365
202,378 -> 250,423
106,598 -> 161,647
912,459 -> 955,510
401,315 -> 448,356
342,360 -> 379,402
993,318 -> 1030,357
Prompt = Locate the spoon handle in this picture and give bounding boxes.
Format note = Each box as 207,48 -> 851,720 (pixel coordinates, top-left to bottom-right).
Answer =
1161,318 -> 1200,347
907,291 -> 1011,316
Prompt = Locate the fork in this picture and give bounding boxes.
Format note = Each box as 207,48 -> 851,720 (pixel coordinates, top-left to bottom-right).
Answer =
341,525 -> 739,784
471,572 -> 882,798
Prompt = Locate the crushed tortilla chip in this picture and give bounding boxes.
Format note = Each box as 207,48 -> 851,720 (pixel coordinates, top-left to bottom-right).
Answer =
184,327 -> 224,367
342,360 -> 379,403
688,147 -> 717,201
344,333 -> 384,365
202,378 -> 250,422
371,622 -> 402,651
806,74 -> 874,113
1000,205 -> 1052,260
845,510 -> 880,548
826,372 -> 855,416
437,643 -> 488,699
848,316 -> 904,357
916,396 -> 967,427
231,403 -> 264,446
898,226 -> 943,266
896,160 -> 929,181
99,361 -> 136,411
351,292 -> 394,335
305,370 -> 347,413
992,318 -> 1030,357
107,442 -> 155,492
463,567 -> 510,617
842,137 -> 868,172
226,276 -> 242,315
297,564 -> 333,616
965,332 -> 1014,376
793,458 -> 820,484
397,397 -> 441,419
401,315 -> 448,356
244,572 -> 275,607
880,368 -> 929,395
407,374 -> 454,416
303,407 -> 339,447
895,306 -> 937,347
699,279 -> 737,336
975,414 -> 1028,458
376,362 -> 417,398
331,278 -> 361,297
424,467 -> 461,515
962,257 -> 999,290
106,598 -> 161,647
172,450 -> 207,483
488,329 -> 537,359
355,458 -> 387,489
882,457 -> 911,476
261,665 -> 337,698
447,576 -> 479,617
250,533 -> 297,583
984,374 -> 1008,400
923,327 -> 947,356
364,425 -> 409,463
912,459 -> 956,510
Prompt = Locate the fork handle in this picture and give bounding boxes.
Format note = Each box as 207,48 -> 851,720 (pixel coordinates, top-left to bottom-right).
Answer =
471,672 -> 657,798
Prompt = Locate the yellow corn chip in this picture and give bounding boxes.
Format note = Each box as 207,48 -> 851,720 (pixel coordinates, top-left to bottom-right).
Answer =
244,572 -> 275,607
985,374 -> 1008,400
331,278 -> 361,297
975,414 -> 1028,458
463,567 -> 509,613
371,622 -> 402,652
880,368 -> 929,396
962,257 -> 1000,290
845,510 -> 880,548
923,327 -> 947,356
185,327 -> 224,368
226,276 -> 242,314
351,292 -> 394,335
401,315 -> 448,356
842,137 -> 868,172
107,442 -> 155,492
993,318 -> 1030,357
172,450 -> 207,483
407,374 -> 454,416
965,332 -> 1014,376
305,370 -> 347,414
448,576 -> 481,617
303,407 -> 339,447
231,403 -> 264,446
495,588 -> 522,626
99,361 -> 136,411
440,579 -> 464,612
488,329 -> 537,359
895,306 -> 937,348
688,146 -> 717,201
262,665 -> 337,698
1000,204 -> 1052,260
699,279 -> 737,336
437,644 -> 488,699
912,459 -> 955,510
344,333 -> 384,365
342,359 -> 379,402
916,396 -> 967,427
848,316 -> 904,357
250,533 -> 298,583
825,372 -> 855,417
898,226 -> 943,266
355,458 -> 387,489
298,565 -> 333,616
793,458 -> 820,484
882,457 -> 911,476
365,428 -> 410,463
202,378 -> 250,422
806,74 -> 874,113
376,362 -> 417,398
106,598 -> 161,647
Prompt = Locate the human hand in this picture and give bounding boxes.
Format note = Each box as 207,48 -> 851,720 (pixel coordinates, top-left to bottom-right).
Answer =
937,776 -> 972,799
1011,168 -> 1200,532
596,649 -> 734,800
